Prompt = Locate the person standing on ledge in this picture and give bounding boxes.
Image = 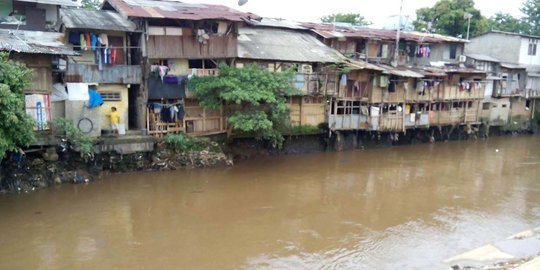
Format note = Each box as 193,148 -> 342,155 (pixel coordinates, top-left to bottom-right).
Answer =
107,107 -> 120,136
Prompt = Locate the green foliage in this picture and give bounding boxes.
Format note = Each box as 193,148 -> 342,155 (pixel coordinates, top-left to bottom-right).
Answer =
165,133 -> 209,153
0,53 -> 36,159
320,13 -> 371,26
488,12 -> 527,33
521,0 -> 540,35
81,0 -> 102,10
52,118 -> 94,161
413,0 -> 488,37
187,64 -> 298,148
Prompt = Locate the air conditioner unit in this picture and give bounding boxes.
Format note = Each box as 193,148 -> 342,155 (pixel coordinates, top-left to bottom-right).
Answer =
458,55 -> 467,62
301,64 -> 313,74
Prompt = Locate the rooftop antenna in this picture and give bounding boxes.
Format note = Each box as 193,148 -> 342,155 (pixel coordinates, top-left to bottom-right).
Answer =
392,0 -> 403,67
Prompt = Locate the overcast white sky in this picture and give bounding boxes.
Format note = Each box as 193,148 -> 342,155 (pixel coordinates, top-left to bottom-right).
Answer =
181,0 -> 525,27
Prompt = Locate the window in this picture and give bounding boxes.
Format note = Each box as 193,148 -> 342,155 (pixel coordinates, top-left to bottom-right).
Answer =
449,44 -> 458,59
528,42 -> 537,56
482,103 -> 490,110
100,92 -> 121,101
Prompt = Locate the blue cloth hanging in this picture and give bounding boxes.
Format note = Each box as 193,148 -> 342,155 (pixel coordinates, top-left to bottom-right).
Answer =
87,89 -> 103,108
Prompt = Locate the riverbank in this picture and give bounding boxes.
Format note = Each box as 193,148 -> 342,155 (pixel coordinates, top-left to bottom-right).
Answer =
0,139 -> 232,194
0,127 -> 535,194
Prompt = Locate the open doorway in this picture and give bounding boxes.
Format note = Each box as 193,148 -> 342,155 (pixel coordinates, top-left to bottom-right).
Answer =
128,84 -> 140,130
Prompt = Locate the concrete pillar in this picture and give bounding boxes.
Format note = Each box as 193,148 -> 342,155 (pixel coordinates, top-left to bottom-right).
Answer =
335,131 -> 344,152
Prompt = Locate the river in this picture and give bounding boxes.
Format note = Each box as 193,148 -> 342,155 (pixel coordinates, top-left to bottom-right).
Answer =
0,136 -> 539,269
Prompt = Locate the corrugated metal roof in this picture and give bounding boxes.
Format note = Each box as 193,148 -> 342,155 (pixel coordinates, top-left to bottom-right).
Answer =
16,0 -> 79,7
440,66 -> 487,74
346,59 -> 385,71
500,63 -> 526,69
410,66 -> 447,77
245,18 -> 306,30
377,64 -> 425,78
0,29 -> 78,55
466,54 -> 500,63
104,0 -> 260,21
59,8 -> 137,32
300,22 -> 467,43
237,27 -> 345,63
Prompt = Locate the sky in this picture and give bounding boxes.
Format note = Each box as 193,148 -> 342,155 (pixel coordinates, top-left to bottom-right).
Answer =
180,0 -> 525,27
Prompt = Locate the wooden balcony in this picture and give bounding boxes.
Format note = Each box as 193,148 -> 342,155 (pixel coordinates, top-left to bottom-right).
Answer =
65,63 -> 142,84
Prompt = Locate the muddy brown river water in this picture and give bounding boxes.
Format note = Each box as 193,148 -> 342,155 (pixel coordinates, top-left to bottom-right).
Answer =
0,136 -> 539,269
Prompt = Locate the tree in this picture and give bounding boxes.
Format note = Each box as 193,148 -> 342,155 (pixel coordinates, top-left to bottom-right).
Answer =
81,0 -> 102,10
521,0 -> 540,35
488,12 -> 526,33
321,13 -> 371,26
0,53 -> 36,159
187,65 -> 298,148
413,0 -> 488,37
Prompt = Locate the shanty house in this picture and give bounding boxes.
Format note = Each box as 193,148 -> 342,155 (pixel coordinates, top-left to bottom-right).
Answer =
57,8 -> 142,136
0,0 -> 78,140
0,0 -> 78,31
237,20 -> 345,127
103,0 -> 259,136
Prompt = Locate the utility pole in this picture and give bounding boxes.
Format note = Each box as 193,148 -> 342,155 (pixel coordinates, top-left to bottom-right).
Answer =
393,0 -> 404,67
464,13 -> 473,40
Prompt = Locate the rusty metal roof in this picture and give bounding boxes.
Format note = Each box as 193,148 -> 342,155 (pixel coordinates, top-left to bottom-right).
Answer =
300,22 -> 467,43
16,0 -> 79,6
237,27 -> 346,63
104,0 -> 260,21
377,64 -> 425,78
410,66 -> 448,77
346,59 -> 385,71
0,29 -> 78,55
59,8 -> 137,32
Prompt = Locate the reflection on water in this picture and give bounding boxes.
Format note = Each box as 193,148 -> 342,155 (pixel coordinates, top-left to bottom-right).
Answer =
0,137 -> 539,269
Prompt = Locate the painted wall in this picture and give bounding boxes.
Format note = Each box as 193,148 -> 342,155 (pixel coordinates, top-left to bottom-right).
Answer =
96,84 -> 129,131
518,37 -> 540,66
168,59 -> 190,76
465,33 -> 521,64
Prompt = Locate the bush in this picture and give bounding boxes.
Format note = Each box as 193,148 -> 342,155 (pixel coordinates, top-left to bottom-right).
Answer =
0,53 -> 36,159
165,133 -> 210,153
52,118 -> 94,161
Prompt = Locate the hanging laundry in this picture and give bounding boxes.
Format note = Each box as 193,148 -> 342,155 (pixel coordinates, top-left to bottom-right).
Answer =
340,74 -> 347,86
99,33 -> 109,46
108,47 -> 112,64
80,33 -> 87,50
111,48 -> 117,64
379,76 -> 389,88
85,33 -> 91,49
90,33 -> 97,51
68,32 -> 80,46
103,47 -> 108,64
177,104 -> 185,120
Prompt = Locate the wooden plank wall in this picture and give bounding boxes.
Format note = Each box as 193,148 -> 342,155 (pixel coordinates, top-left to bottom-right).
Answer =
147,35 -> 237,59
289,96 -> 326,127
